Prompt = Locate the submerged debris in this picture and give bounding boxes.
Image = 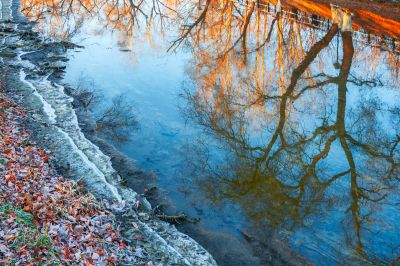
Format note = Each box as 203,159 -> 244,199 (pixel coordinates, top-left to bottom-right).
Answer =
155,213 -> 190,225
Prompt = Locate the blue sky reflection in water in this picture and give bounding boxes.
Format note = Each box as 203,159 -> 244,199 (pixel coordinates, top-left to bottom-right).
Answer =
22,0 -> 400,264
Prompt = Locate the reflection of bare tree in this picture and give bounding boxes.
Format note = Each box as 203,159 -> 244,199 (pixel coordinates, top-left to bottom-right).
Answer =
183,21 -> 400,263
96,94 -> 139,143
20,0 -> 400,262
20,0 -> 400,82
171,1 -> 399,85
20,0 -> 176,39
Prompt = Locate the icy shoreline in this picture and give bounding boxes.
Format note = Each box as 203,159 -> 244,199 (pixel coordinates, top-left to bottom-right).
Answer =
0,0 -> 217,264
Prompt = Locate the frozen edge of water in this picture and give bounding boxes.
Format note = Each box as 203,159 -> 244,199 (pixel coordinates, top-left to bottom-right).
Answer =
0,1 -> 217,263
19,70 -> 57,124
13,41 -> 216,266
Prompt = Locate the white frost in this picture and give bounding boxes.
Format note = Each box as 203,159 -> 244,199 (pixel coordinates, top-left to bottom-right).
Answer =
19,69 -> 57,124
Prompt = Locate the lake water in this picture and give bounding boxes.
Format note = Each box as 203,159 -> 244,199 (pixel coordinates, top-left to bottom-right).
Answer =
21,0 -> 400,264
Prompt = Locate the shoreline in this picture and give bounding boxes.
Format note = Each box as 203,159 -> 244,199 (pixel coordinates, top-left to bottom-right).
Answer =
0,1 -> 217,264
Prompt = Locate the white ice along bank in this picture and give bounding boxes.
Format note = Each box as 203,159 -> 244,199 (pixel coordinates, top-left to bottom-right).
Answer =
0,0 -> 217,264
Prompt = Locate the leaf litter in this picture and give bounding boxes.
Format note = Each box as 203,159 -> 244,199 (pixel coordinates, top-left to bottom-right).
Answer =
0,93 -> 142,265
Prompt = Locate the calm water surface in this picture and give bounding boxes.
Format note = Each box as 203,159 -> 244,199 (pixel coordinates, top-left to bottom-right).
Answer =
22,0 -> 400,264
